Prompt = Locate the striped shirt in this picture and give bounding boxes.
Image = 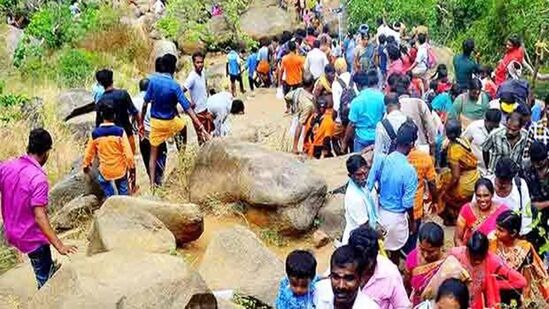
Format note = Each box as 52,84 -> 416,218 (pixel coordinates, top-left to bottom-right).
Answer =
481,127 -> 528,173
523,117 -> 549,161
83,123 -> 135,181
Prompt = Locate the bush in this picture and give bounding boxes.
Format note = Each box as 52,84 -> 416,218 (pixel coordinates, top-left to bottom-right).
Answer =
346,0 -> 547,64
25,2 -> 73,49
56,49 -> 96,88
0,93 -> 28,123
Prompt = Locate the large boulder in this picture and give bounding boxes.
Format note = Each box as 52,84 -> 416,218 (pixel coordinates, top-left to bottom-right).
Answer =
28,251 -> 215,308
177,34 -> 206,55
49,169 -> 103,214
56,89 -> 95,121
102,196 -> 204,245
0,264 -> 36,308
65,111 -> 95,140
240,6 -> 299,41
51,195 -> 100,231
317,194 -> 345,240
205,15 -> 233,47
198,226 -> 284,305
149,39 -> 178,70
87,202 -> 176,255
189,139 -> 327,234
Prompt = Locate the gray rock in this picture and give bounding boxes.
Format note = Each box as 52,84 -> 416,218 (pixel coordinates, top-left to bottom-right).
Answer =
240,6 -> 299,41
49,165 -> 103,214
101,196 -> 204,245
29,251 -> 214,308
65,112 -> 95,140
149,39 -> 178,70
4,25 -> 23,61
199,226 -> 284,306
87,202 -> 176,255
56,89 -> 94,121
51,195 -> 100,231
317,194 -> 345,240
189,139 -> 327,234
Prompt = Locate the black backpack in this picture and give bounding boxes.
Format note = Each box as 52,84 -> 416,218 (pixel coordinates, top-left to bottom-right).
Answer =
337,77 -> 356,126
382,118 -> 415,153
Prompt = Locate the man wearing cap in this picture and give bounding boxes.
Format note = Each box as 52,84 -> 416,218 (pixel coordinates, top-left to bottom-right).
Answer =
482,112 -> 528,173
490,92 -> 518,125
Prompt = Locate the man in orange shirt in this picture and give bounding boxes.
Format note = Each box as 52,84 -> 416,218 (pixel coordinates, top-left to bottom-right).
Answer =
83,101 -> 135,197
279,40 -> 305,112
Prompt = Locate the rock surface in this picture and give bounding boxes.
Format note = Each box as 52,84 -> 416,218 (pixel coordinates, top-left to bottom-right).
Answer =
206,15 -> 233,46
240,6 -> 298,41
102,196 -> 204,245
28,252 -> 214,308
87,203 -> 176,255
3,25 -> 23,61
20,97 -> 44,128
149,39 -> 178,70
56,89 -> 95,121
52,195 -> 100,231
177,34 -> 206,55
49,169 -> 103,214
189,139 -> 327,233
198,226 -> 284,305
65,112 -> 95,140
317,194 -> 345,240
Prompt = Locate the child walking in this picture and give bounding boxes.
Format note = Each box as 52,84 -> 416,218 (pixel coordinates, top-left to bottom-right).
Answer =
83,102 -> 135,197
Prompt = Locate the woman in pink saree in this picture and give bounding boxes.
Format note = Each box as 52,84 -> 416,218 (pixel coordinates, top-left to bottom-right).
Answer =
454,178 -> 509,246
406,222 -> 470,306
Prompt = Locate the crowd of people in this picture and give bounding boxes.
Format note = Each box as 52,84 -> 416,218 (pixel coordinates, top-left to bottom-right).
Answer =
1,3 -> 549,308
255,13 -> 548,309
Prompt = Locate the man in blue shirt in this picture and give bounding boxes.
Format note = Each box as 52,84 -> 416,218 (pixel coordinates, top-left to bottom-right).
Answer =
367,121 -> 418,264
140,54 -> 209,188
342,70 -> 385,152
226,49 -> 245,97
246,47 -> 259,93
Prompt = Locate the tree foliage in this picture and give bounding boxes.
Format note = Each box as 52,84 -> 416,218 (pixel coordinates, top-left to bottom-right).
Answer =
346,0 -> 547,63
157,0 -> 255,50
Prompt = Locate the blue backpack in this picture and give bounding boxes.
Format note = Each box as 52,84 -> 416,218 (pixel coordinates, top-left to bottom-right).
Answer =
227,52 -> 240,76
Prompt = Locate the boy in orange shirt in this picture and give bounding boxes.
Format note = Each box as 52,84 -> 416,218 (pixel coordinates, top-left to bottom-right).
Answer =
83,101 -> 135,197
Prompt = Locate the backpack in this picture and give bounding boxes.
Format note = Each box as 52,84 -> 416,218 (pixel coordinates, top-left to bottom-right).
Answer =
337,77 -> 356,126
227,52 -> 240,76
426,44 -> 437,69
382,118 -> 414,153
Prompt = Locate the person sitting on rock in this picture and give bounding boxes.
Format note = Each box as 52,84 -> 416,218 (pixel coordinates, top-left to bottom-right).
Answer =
314,245 -> 380,308
275,250 -> 319,309
0,128 -> 77,288
83,102 -> 135,197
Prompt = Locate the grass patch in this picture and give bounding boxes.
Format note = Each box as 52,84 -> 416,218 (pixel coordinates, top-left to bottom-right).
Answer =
233,293 -> 272,309
0,226 -> 18,275
259,228 -> 288,247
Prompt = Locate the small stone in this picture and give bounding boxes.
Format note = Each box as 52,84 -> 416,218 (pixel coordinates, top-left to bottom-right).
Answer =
313,230 -> 331,248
